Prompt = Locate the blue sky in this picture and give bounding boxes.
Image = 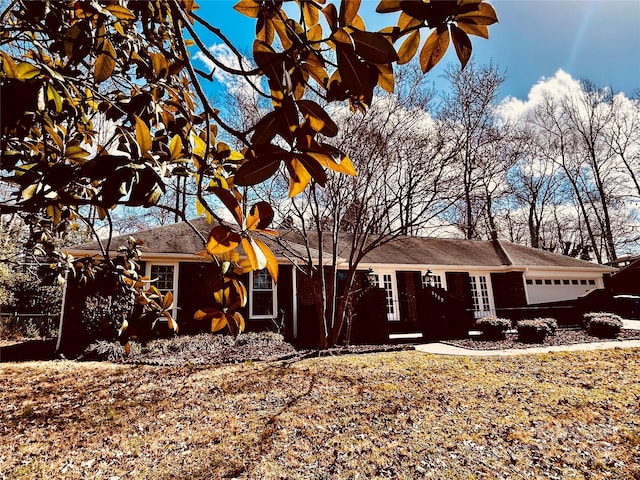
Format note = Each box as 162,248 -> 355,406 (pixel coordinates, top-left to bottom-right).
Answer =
194,0 -> 640,101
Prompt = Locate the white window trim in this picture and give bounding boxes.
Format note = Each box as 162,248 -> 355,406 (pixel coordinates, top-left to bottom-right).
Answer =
469,273 -> 495,318
371,270 -> 399,322
145,262 -> 179,314
249,270 -> 278,319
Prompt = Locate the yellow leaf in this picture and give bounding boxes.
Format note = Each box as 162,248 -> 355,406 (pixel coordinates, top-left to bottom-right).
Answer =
339,0 -> 361,27
254,238 -> 279,283
194,309 -> 214,321
307,23 -> 323,43
351,14 -> 365,31
232,312 -> 245,333
232,279 -> 248,307
21,184 -> 37,201
245,201 -> 274,231
398,11 -> 421,31
94,39 -> 116,83
457,21 -> 489,39
242,237 -> 267,271
162,291 -> 174,310
376,63 -> 395,93
272,17 -> 293,50
166,313 -> 178,332
1,52 -> 18,78
66,145 -> 90,163
105,4 -> 136,20
332,28 -> 352,45
47,85 -> 63,112
214,287 -> 231,307
124,342 -> 131,356
114,20 -> 125,36
233,0 -> 260,18
228,150 -> 244,161
210,313 -> 228,333
455,3 -> 499,25
288,157 -> 311,197
306,152 -> 356,176
151,52 -> 168,78
44,125 -> 63,150
301,54 -> 329,86
46,205 -> 61,225
420,27 -> 450,73
169,134 -> 183,161
195,197 -> 205,216
303,1 -> 319,26
191,132 -> 207,158
397,30 -> 420,65
206,226 -> 241,255
16,62 -> 40,80
134,116 -> 152,153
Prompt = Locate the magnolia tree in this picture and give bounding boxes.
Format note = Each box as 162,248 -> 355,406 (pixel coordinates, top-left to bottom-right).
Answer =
0,0 -> 498,348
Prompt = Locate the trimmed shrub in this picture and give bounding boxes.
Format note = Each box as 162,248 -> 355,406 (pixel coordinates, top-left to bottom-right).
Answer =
583,312 -> 623,338
535,317 -> 558,335
517,319 -> 552,343
475,315 -> 511,340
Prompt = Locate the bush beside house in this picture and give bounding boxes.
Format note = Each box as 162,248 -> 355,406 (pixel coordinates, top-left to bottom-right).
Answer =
517,319 -> 553,343
583,312 -> 623,338
475,316 -> 512,340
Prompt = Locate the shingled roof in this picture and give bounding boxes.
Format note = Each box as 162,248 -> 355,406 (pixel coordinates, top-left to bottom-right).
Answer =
356,237 -> 610,270
73,219 -> 612,271
74,218 -> 309,258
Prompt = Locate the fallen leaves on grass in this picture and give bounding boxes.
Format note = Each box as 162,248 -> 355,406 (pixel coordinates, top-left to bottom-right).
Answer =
1,349 -> 639,479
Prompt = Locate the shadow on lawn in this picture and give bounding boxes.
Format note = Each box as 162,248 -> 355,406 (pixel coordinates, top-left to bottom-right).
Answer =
0,339 -> 56,362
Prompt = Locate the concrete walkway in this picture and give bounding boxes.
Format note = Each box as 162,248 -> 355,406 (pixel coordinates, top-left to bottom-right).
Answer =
415,339 -> 640,356
415,319 -> 640,357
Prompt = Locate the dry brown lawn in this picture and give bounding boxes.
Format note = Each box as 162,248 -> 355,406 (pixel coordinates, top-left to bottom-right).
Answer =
1,348 -> 639,479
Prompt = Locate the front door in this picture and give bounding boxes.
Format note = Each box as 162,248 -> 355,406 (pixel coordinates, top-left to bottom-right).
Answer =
370,271 -> 399,323
395,271 -> 422,332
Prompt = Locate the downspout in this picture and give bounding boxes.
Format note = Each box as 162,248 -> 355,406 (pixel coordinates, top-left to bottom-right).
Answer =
522,267 -> 531,305
292,266 -> 298,339
55,269 -> 69,356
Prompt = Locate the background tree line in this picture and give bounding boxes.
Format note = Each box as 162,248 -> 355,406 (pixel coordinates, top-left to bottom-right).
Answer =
221,61 -> 639,271
41,58 -> 639,269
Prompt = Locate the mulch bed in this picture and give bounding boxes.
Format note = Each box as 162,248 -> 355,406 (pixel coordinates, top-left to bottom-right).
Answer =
445,328 -> 640,351
125,343 -> 413,367
93,332 -> 414,367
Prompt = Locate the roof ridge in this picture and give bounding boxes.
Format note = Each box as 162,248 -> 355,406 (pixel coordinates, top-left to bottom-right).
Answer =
491,238 -> 513,266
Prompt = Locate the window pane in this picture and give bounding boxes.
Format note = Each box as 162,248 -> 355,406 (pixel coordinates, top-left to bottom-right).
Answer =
478,276 -> 490,311
383,274 -> 394,315
471,275 -> 490,314
253,270 -> 273,290
151,265 -> 174,293
251,269 -> 276,317
252,291 -> 274,316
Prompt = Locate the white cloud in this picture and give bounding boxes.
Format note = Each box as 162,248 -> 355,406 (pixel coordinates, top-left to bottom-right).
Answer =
497,69 -> 583,122
194,43 -> 257,98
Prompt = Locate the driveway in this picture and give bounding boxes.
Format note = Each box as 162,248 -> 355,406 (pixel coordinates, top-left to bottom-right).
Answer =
415,319 -> 640,356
